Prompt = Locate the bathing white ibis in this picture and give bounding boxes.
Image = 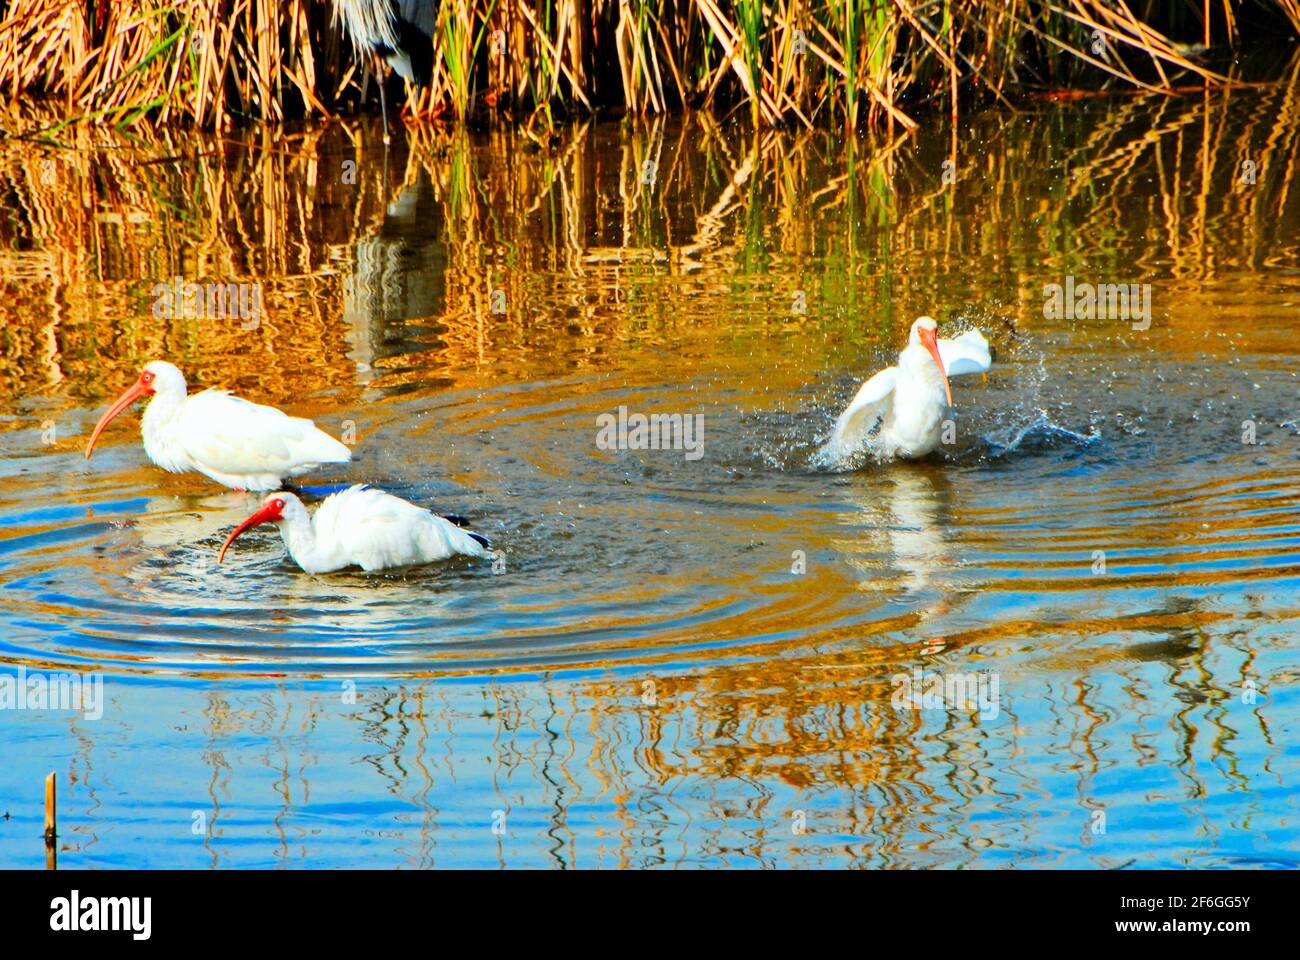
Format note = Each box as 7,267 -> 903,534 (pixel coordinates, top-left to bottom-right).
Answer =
820,316 -> 992,462
85,361 -> 352,492
219,485 -> 492,573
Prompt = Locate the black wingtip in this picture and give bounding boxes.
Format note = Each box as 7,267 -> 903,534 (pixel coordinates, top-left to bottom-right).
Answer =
468,533 -> 491,549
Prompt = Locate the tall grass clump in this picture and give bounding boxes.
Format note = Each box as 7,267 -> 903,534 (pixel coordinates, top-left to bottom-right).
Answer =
1,1 -> 1298,132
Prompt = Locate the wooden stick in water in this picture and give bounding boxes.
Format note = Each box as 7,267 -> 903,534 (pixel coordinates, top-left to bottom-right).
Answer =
44,772 -> 56,870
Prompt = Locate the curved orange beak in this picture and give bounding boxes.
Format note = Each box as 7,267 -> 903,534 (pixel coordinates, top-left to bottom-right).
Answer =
218,501 -> 284,563
85,377 -> 151,459
918,326 -> 953,407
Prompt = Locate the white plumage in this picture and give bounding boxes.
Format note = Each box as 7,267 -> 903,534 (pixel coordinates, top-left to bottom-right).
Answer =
85,360 -> 352,492
219,486 -> 493,573
332,0 -> 438,83
331,0 -> 439,142
820,316 -> 993,463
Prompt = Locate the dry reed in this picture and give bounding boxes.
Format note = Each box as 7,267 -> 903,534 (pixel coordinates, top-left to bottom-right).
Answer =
0,1 -> 1297,132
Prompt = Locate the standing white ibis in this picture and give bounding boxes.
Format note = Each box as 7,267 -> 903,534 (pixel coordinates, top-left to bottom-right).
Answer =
819,316 -> 993,463
218,486 -> 492,573
85,361 -> 352,492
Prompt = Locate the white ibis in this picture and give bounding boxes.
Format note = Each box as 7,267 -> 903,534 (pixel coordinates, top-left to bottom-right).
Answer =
820,316 -> 993,462
85,361 -> 352,492
218,485 -> 492,573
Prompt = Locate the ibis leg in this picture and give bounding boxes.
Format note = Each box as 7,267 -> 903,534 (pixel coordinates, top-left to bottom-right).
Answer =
375,54 -> 391,147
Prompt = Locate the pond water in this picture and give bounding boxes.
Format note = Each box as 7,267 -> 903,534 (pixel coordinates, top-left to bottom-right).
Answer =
1,66 -> 1299,867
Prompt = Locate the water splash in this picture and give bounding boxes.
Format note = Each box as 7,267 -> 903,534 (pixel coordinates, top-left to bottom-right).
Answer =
984,410 -> 1101,458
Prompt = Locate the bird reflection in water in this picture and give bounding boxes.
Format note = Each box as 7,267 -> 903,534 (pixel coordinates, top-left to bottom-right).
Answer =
833,466 -> 959,621
342,170 -> 449,386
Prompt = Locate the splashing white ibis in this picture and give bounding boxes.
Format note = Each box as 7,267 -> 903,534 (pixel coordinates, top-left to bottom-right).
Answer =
85,361 -> 352,492
820,316 -> 993,463
219,486 -> 492,573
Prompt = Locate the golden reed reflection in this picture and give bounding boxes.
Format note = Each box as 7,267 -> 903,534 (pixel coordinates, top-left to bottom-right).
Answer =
1,55 -> 1297,415
323,645 -> 1240,866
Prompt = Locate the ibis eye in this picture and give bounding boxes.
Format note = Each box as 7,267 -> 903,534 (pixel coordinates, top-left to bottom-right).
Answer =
274,500 -> 284,510
142,372 -> 154,383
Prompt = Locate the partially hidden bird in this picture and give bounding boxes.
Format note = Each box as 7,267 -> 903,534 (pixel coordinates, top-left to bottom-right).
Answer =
85,361 -> 352,492
819,316 -> 993,463
218,486 -> 492,573
332,0 -> 439,142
